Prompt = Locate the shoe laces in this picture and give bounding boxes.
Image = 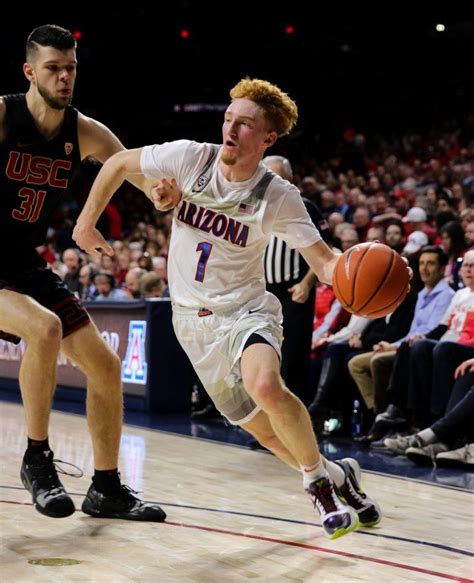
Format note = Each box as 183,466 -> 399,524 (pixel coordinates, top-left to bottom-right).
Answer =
109,484 -> 142,504
396,434 -> 419,449
342,472 -> 367,509
425,445 -> 441,466
121,484 -> 141,497
29,457 -> 83,494
54,459 -> 84,478
389,433 -> 421,450
309,478 -> 344,516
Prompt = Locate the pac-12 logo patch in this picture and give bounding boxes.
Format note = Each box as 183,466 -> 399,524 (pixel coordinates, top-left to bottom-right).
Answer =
192,173 -> 210,192
65,142 -> 73,155
121,320 -> 148,384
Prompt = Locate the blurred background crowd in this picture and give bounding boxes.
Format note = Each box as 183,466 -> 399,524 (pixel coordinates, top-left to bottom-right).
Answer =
2,6 -> 473,468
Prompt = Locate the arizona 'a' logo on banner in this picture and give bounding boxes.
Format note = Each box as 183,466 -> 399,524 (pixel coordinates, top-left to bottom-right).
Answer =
121,321 -> 148,384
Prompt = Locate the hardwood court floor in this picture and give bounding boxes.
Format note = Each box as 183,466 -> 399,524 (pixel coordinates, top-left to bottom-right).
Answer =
0,401 -> 473,582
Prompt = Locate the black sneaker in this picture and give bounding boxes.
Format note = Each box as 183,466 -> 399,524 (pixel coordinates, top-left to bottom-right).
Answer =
334,458 -> 382,527
82,483 -> 166,522
307,476 -> 358,540
20,450 -> 76,518
371,406 -> 408,436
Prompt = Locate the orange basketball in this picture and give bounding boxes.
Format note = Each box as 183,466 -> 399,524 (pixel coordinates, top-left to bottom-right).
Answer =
332,242 -> 410,318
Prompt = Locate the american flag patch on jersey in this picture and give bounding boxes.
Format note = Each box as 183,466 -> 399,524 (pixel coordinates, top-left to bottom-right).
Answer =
238,202 -> 255,216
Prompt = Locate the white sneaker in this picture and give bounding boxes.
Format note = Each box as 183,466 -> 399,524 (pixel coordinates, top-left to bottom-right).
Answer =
436,444 -> 474,469
405,442 -> 448,465
335,458 -> 382,527
306,476 -> 359,540
384,433 -> 423,455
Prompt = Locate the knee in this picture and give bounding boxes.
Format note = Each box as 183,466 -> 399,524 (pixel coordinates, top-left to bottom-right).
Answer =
433,341 -> 454,360
80,345 -> 121,383
248,373 -> 285,410
31,313 -> 62,346
411,339 -> 433,358
101,350 -> 122,379
44,315 -> 62,343
348,356 -> 363,374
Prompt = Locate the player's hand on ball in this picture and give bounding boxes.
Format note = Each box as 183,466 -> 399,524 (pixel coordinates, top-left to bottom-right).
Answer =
401,255 -> 414,281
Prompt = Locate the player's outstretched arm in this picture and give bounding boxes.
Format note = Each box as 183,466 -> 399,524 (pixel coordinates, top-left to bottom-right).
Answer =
73,148 -> 143,256
78,114 -> 153,196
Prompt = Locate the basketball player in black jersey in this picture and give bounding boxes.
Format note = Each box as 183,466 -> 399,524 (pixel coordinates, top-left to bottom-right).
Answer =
0,24 -> 166,521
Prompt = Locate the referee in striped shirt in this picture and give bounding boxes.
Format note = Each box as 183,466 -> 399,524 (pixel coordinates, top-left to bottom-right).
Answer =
263,156 -> 331,405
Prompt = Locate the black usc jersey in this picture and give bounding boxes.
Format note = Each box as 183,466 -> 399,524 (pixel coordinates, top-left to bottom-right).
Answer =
0,94 -> 81,271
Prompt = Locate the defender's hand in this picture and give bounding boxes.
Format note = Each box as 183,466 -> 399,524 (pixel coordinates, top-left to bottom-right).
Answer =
72,224 -> 113,257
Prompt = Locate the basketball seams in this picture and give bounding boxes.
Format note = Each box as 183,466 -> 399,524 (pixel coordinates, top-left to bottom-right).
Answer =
356,247 -> 395,314
364,283 -> 410,317
349,244 -> 372,307
333,243 -> 372,309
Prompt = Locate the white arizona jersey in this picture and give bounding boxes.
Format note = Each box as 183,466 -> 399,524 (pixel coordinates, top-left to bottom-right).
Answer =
140,140 -> 321,311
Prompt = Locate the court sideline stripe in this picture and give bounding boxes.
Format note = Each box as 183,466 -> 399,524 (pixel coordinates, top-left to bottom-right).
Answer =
164,520 -> 474,582
1,490 -> 472,558
0,499 -> 471,582
160,500 -> 474,558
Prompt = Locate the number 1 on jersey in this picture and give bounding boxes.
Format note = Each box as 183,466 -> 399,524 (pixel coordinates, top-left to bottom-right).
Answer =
195,242 -> 213,282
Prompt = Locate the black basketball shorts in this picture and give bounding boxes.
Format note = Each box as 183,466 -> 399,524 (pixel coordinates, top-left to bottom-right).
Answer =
0,268 -> 90,344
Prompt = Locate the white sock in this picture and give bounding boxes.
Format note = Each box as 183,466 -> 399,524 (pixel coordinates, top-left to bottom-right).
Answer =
416,428 -> 437,445
323,459 -> 346,488
301,460 -> 328,490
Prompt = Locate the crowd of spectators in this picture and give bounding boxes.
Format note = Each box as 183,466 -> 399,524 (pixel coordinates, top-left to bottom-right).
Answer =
299,120 -> 473,469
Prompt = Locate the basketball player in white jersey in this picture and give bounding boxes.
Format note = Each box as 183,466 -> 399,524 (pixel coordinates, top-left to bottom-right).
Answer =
73,78 -> 385,539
